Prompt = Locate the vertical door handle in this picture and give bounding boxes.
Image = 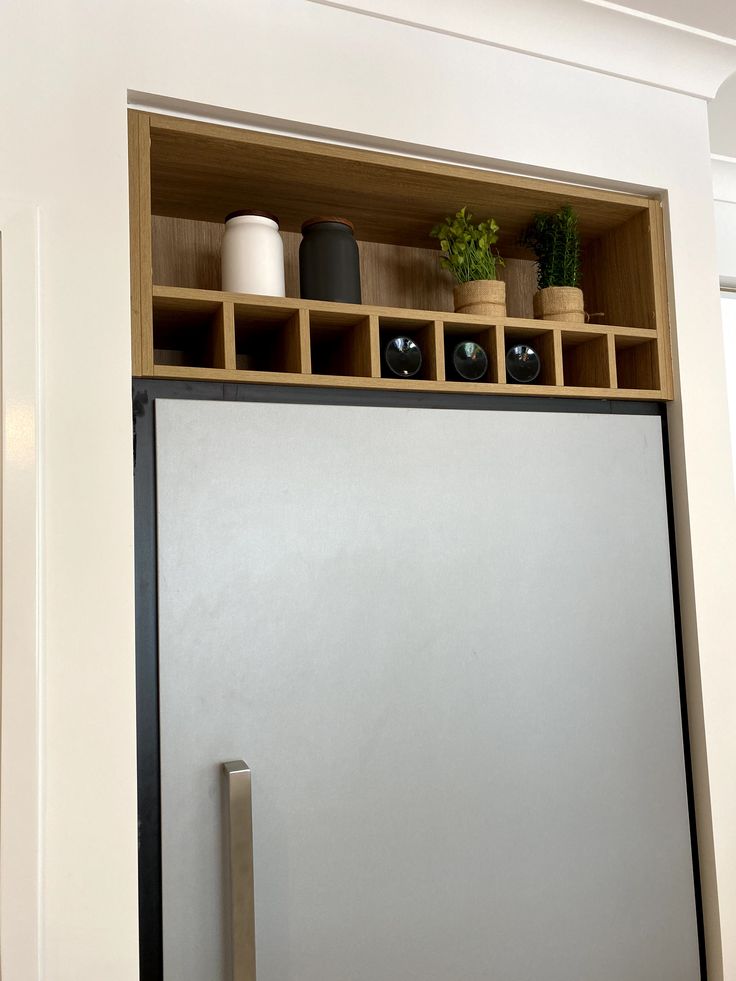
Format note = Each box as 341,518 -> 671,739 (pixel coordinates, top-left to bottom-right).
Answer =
223,761 -> 257,981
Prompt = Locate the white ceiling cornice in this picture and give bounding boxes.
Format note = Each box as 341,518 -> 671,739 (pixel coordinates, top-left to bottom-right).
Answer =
311,0 -> 736,99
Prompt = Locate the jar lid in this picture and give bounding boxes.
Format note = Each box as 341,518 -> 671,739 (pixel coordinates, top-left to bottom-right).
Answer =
225,209 -> 279,224
301,216 -> 355,233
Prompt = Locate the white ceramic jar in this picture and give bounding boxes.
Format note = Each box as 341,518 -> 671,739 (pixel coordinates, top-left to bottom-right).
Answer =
221,210 -> 285,296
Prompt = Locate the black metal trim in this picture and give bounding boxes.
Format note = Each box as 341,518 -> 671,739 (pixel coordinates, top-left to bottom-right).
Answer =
133,386 -> 162,977
660,408 -> 708,979
133,378 -> 702,979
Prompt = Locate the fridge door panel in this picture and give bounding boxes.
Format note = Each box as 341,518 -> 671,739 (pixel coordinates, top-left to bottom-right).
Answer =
155,399 -> 699,981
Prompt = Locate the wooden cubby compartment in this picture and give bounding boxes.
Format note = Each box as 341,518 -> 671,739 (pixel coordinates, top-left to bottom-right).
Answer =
443,321 -> 499,383
234,301 -> 306,373
503,324 -> 559,386
561,330 -> 612,389
152,293 -> 228,369
131,111 -> 673,400
310,309 -> 374,378
615,335 -> 660,392
379,318 -> 442,381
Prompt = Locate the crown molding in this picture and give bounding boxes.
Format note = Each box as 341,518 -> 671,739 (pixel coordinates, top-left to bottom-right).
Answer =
310,0 -> 736,99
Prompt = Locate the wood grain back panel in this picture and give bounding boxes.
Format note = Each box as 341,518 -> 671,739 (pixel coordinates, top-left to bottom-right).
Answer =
147,113 -> 648,253
152,217 -> 537,318
582,210 -> 658,331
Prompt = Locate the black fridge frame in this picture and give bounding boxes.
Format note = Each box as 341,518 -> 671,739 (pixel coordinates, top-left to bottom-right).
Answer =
132,378 -> 706,980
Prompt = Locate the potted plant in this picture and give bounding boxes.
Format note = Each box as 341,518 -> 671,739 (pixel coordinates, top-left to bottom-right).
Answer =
431,207 -> 506,317
521,205 -> 584,322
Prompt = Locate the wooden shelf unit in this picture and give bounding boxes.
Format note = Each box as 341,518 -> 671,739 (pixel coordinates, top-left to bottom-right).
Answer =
149,286 -> 664,399
130,111 -> 673,400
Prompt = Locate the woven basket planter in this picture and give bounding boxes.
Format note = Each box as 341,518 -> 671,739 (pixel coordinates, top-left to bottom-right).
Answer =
533,286 -> 585,323
453,279 -> 506,318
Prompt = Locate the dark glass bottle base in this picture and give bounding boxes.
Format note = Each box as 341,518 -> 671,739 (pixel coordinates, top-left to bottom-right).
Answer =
506,344 -> 541,384
384,336 -> 422,378
447,341 -> 489,382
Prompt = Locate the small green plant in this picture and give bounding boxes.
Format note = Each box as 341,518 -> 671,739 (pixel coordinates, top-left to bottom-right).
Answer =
431,207 -> 504,284
521,205 -> 581,290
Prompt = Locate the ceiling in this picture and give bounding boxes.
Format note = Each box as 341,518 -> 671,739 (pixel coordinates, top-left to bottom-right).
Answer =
593,0 -> 736,41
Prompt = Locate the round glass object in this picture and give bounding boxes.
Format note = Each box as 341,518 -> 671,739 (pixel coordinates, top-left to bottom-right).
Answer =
506,344 -> 541,384
385,337 -> 422,378
452,341 -> 488,381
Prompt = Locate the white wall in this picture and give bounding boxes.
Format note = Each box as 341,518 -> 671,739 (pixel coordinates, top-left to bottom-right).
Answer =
716,202 -> 736,288
721,296 -> 736,490
714,157 -> 736,288
2,1 -> 736,978
714,155 -> 736,493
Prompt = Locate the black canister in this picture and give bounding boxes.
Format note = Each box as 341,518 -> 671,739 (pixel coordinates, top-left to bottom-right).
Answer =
299,217 -> 361,303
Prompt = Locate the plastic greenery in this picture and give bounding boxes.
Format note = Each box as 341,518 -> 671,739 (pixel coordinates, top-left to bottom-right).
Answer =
521,205 -> 581,289
431,207 -> 504,284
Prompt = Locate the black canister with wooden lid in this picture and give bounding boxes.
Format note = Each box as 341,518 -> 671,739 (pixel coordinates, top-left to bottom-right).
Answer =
299,217 -> 361,304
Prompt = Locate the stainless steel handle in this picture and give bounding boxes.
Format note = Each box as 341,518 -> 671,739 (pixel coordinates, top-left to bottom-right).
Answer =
223,761 -> 256,981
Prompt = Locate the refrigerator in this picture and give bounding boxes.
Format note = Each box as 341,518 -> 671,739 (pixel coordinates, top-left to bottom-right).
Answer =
134,383 -> 702,980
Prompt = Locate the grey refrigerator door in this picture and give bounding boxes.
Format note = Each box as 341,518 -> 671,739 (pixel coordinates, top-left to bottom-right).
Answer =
154,398 -> 699,981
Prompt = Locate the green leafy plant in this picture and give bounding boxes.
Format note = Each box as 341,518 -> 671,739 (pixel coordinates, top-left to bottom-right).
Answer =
430,207 -> 504,284
521,205 -> 581,289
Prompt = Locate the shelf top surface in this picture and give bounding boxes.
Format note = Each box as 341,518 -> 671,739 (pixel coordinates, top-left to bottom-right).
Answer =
141,112 -> 654,253
152,284 -> 657,339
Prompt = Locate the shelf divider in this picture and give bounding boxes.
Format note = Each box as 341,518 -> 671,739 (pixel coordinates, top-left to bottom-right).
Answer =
430,321 -> 446,382
367,315 -> 381,378
280,310 -> 307,374
531,330 -> 559,387
296,309 -> 311,374
552,330 -> 564,387
494,325 -> 507,383
350,317 -> 376,378
219,302 -> 236,370
606,334 -> 618,389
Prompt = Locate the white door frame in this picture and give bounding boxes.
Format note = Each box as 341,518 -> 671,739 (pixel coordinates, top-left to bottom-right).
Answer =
719,288 -> 736,493
0,199 -> 42,980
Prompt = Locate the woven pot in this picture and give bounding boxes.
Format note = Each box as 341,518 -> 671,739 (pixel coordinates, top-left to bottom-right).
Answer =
533,286 -> 585,323
453,279 -> 506,318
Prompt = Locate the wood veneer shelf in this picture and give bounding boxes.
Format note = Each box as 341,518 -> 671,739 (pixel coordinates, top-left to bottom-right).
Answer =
130,111 -> 674,401
147,286 -> 665,399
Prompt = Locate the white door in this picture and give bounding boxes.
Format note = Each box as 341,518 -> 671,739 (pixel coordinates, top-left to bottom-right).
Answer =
154,397 -> 699,981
